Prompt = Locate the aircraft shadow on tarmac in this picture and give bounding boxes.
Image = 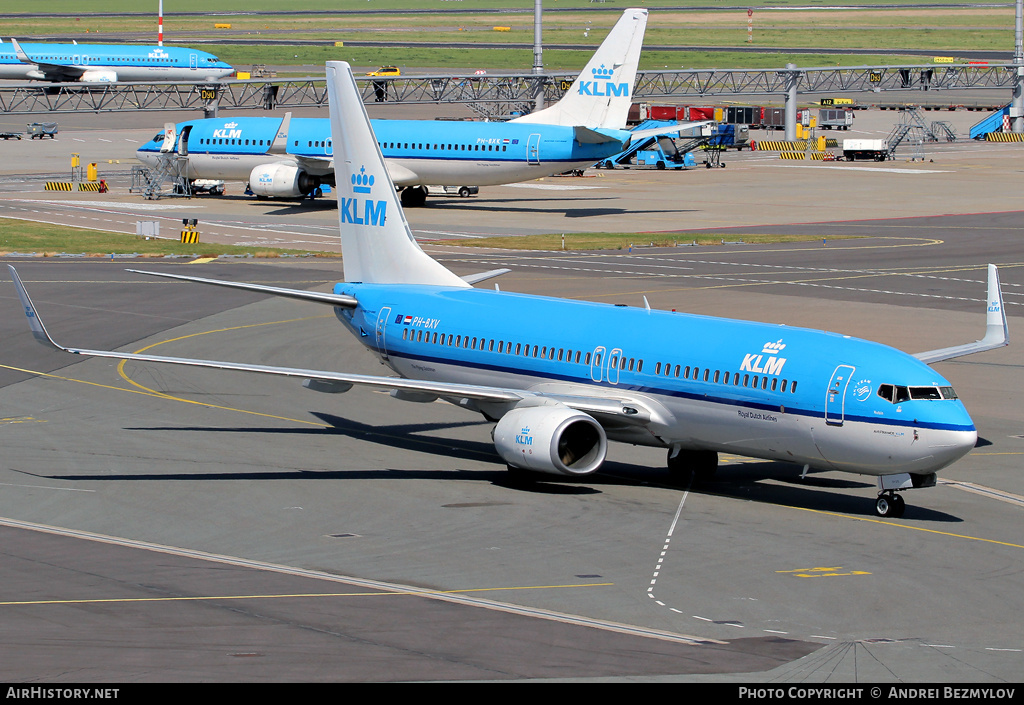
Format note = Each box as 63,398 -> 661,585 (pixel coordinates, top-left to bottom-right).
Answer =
417,198 -> 699,219
16,411 -> 967,516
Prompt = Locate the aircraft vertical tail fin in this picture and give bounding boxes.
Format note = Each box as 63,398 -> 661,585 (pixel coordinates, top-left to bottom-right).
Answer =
511,8 -> 648,130
325,61 -> 468,288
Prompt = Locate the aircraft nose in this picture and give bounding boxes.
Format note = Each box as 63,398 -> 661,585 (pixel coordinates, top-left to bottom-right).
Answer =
925,425 -> 977,471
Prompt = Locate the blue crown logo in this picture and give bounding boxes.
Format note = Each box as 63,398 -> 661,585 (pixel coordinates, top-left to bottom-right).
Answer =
351,166 -> 374,194
591,64 -> 615,79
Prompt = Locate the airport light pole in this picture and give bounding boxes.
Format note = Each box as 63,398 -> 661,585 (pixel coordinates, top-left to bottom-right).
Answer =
533,0 -> 545,112
783,63 -> 800,142
1013,0 -> 1023,132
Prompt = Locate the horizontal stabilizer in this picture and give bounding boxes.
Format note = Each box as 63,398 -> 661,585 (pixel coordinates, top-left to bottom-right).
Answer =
574,126 -> 632,145
914,264 -> 1009,364
461,268 -> 511,285
125,269 -> 359,308
627,120 -> 713,142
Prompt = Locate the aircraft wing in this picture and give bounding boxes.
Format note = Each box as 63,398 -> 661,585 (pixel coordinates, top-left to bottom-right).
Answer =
9,265 -> 662,425
291,154 -> 419,186
10,38 -> 84,81
914,264 -> 1009,364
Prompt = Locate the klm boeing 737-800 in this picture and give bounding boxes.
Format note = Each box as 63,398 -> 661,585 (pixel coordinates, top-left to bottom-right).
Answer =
10,61 -> 1008,519
135,9 -> 704,206
0,38 -> 233,83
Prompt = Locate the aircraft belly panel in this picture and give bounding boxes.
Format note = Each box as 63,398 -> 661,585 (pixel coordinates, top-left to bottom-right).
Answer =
387,159 -> 592,187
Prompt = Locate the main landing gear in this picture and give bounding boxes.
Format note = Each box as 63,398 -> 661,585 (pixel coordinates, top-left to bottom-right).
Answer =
400,185 -> 428,207
667,448 -> 718,484
875,491 -> 906,518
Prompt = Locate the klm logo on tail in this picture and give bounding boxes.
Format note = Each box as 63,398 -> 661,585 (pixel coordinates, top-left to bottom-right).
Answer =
578,64 -> 628,98
341,166 -> 387,227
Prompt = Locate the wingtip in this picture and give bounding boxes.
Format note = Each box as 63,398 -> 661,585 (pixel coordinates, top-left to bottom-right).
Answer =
7,265 -> 61,350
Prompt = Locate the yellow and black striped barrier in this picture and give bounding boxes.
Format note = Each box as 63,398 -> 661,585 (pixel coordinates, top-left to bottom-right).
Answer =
986,132 -> 1024,142
756,140 -> 806,152
779,151 -> 806,160
808,152 -> 835,160
78,182 -> 101,191
180,229 -> 200,244
45,182 -> 72,191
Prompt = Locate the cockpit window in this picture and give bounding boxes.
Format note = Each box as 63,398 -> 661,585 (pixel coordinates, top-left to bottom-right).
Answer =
878,383 -> 956,403
152,133 -> 164,143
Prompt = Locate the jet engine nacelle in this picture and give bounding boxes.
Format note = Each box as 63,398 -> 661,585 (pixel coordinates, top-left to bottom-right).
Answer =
248,163 -> 320,198
79,69 -> 118,83
493,403 -> 607,476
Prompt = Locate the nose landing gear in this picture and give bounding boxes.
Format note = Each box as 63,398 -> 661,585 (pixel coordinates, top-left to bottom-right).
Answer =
875,491 -> 906,518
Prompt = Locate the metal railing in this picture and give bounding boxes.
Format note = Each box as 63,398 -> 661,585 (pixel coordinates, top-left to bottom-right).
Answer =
0,64 -> 1017,117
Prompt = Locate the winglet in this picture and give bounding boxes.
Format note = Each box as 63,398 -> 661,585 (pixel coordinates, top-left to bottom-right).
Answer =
8,265 -> 66,351
267,111 -> 291,155
914,264 -> 1009,364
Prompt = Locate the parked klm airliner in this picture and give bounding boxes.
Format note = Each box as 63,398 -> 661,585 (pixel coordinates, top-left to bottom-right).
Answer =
0,38 -> 233,83
10,61 -> 1008,519
134,9 -> 702,206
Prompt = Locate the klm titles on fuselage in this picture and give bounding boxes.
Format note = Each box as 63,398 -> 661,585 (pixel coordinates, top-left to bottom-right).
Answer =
212,122 -> 241,140
739,339 -> 788,376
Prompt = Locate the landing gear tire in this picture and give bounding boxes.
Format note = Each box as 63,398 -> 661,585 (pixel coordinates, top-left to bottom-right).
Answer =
400,185 -> 428,207
876,492 -> 906,518
667,449 -> 718,484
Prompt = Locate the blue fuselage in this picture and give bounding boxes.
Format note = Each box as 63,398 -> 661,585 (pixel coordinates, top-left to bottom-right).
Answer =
331,282 -> 976,477
136,116 -> 631,187
0,43 -> 233,82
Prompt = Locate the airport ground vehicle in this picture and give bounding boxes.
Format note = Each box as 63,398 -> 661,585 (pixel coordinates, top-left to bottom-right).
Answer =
819,108 -> 854,130
842,138 -> 889,161
27,122 -> 57,139
366,66 -> 401,77
426,185 -> 478,197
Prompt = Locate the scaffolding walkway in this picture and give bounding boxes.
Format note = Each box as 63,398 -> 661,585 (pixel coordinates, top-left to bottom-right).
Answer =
129,154 -> 192,200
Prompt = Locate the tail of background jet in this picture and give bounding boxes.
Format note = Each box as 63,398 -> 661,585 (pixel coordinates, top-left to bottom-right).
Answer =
326,61 -> 468,288
511,8 -> 647,130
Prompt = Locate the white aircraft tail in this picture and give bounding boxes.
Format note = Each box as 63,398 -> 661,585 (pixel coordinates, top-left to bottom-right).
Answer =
326,61 -> 468,288
511,8 -> 647,130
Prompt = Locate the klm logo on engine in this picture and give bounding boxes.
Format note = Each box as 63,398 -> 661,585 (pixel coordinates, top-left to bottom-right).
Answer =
516,426 -> 533,446
213,122 -> 241,139
341,165 -> 387,227
578,64 -> 628,97
740,339 -> 787,375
